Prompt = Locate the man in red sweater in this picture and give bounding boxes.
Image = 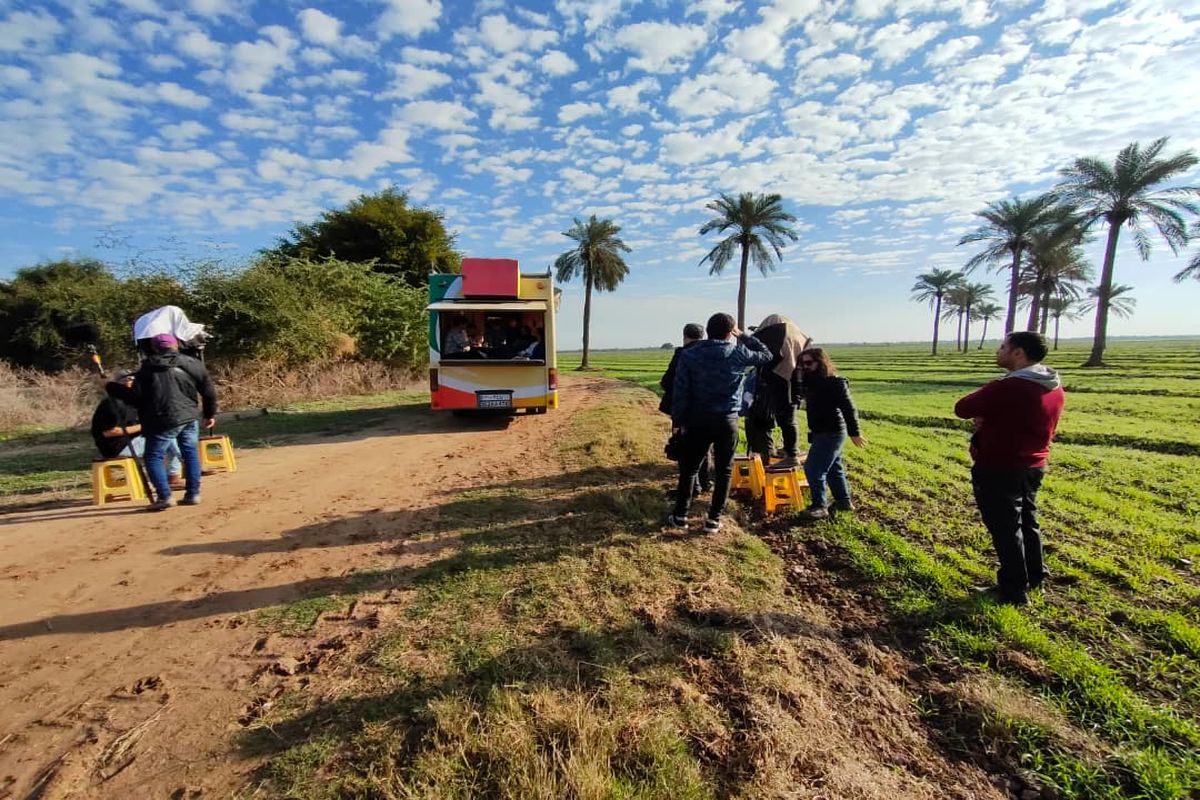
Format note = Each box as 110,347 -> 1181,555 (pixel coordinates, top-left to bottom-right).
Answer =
954,331 -> 1065,605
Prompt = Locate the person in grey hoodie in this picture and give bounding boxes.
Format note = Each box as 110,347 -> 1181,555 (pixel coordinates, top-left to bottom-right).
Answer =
669,312 -> 772,531
954,331 -> 1065,606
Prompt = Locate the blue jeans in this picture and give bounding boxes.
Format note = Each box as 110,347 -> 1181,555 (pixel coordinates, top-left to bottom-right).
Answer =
145,421 -> 200,501
118,436 -> 182,477
804,431 -> 850,509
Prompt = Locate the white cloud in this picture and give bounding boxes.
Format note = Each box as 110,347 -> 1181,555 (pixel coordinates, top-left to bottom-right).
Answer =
539,50 -> 577,76
612,21 -> 708,73
558,101 -> 603,123
621,123 -> 643,137
668,56 -> 776,117
189,0 -> 240,18
177,30 -> 224,62
478,13 -> 557,52
800,52 -> 870,81
555,0 -> 625,35
378,0 -> 441,39
607,77 -> 658,113
926,35 -> 981,66
0,10 -> 63,52
396,100 -> 477,130
687,0 -> 739,23
298,8 -> 341,46
145,53 -> 186,71
660,121 -> 748,165
160,120 -> 210,146
156,82 -> 211,109
870,19 -> 947,67
227,26 -> 296,94
385,63 -> 452,99
402,46 -> 453,65
137,146 -> 222,171
300,47 -> 335,66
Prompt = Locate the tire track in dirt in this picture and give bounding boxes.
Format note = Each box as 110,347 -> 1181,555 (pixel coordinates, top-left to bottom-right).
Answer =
0,378 -> 608,799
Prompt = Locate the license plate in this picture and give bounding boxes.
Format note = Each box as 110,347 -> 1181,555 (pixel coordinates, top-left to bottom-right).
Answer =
477,393 -> 512,409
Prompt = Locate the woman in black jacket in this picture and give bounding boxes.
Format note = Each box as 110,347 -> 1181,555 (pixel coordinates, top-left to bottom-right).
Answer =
798,348 -> 866,519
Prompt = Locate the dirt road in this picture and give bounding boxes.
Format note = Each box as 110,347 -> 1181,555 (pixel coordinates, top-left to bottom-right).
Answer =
0,383 -> 598,799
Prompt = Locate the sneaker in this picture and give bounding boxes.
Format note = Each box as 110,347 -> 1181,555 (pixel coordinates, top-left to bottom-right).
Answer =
666,514 -> 690,529
797,505 -> 828,520
767,456 -> 800,472
180,494 -> 201,506
146,497 -> 176,512
704,517 -> 721,532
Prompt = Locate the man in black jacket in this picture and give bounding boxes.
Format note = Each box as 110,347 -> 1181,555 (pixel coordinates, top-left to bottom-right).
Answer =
91,369 -> 184,488
108,334 -> 218,510
659,323 -> 710,496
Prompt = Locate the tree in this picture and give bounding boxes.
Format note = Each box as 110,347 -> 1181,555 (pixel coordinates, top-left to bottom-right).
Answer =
1019,211 -> 1087,330
554,215 -> 631,369
958,281 -> 995,355
910,268 -> 963,355
958,193 -> 1064,336
973,302 -> 1003,349
1056,138 -> 1200,366
1174,221 -> 1200,282
942,285 -> 969,351
264,187 -> 461,287
698,192 -> 799,329
1045,296 -> 1081,350
1082,283 -> 1137,321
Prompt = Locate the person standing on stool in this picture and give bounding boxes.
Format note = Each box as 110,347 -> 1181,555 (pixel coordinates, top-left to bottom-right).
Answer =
797,348 -> 865,520
668,313 -> 772,531
954,331 -> 1064,606
107,333 -> 218,511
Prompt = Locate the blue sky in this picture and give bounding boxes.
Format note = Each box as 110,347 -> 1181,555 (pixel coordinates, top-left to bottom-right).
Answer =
1,0 -> 1199,349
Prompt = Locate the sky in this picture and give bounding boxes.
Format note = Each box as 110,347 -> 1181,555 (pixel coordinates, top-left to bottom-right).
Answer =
2,0 -> 1199,350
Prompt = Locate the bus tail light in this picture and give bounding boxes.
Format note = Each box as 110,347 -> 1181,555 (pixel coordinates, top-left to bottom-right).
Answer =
548,368 -> 558,390
429,368 -> 439,392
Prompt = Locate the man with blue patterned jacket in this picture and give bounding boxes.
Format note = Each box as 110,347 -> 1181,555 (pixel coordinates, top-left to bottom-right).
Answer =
669,312 -> 772,532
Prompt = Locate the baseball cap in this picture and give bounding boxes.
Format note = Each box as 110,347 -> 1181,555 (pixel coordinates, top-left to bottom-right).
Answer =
151,333 -> 178,351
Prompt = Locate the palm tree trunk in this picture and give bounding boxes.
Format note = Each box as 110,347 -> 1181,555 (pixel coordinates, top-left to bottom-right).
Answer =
1025,269 -> 1042,331
931,294 -> 942,355
978,318 -> 988,349
1039,288 -> 1051,334
955,311 -> 964,351
1004,244 -> 1024,334
736,237 -> 750,329
1053,315 -> 1061,350
1084,222 -> 1121,367
963,304 -> 972,354
580,271 -> 593,369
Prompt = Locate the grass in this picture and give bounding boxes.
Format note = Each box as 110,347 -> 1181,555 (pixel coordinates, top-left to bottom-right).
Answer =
566,338 -> 1200,798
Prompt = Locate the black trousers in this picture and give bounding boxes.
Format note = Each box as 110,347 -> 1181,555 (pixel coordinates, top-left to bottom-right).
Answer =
971,465 -> 1047,595
745,374 -> 798,460
674,415 -> 739,519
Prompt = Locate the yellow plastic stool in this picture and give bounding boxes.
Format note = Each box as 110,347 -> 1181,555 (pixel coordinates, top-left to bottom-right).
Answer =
91,457 -> 148,506
763,468 -> 808,513
199,434 -> 238,473
731,454 -> 768,498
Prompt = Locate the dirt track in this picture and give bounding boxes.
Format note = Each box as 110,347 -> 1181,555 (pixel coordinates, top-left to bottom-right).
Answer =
0,382 -> 597,798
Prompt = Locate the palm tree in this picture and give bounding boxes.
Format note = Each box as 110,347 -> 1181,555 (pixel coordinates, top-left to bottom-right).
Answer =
973,302 -> 1003,349
942,285 -> 969,351
1174,221 -> 1200,282
554,215 -> 631,369
1082,283 -> 1137,321
1056,138 -> 1200,366
1018,245 -> 1092,334
698,192 -> 799,328
958,193 -> 1063,336
1020,211 -> 1087,330
910,268 -> 963,355
958,281 -> 995,355
1045,296 -> 1081,350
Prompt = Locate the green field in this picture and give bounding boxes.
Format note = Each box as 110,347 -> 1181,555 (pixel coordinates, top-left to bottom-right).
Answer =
563,339 -> 1200,798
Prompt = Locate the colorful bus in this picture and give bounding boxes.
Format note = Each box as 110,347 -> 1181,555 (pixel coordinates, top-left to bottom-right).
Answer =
427,258 -> 559,414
